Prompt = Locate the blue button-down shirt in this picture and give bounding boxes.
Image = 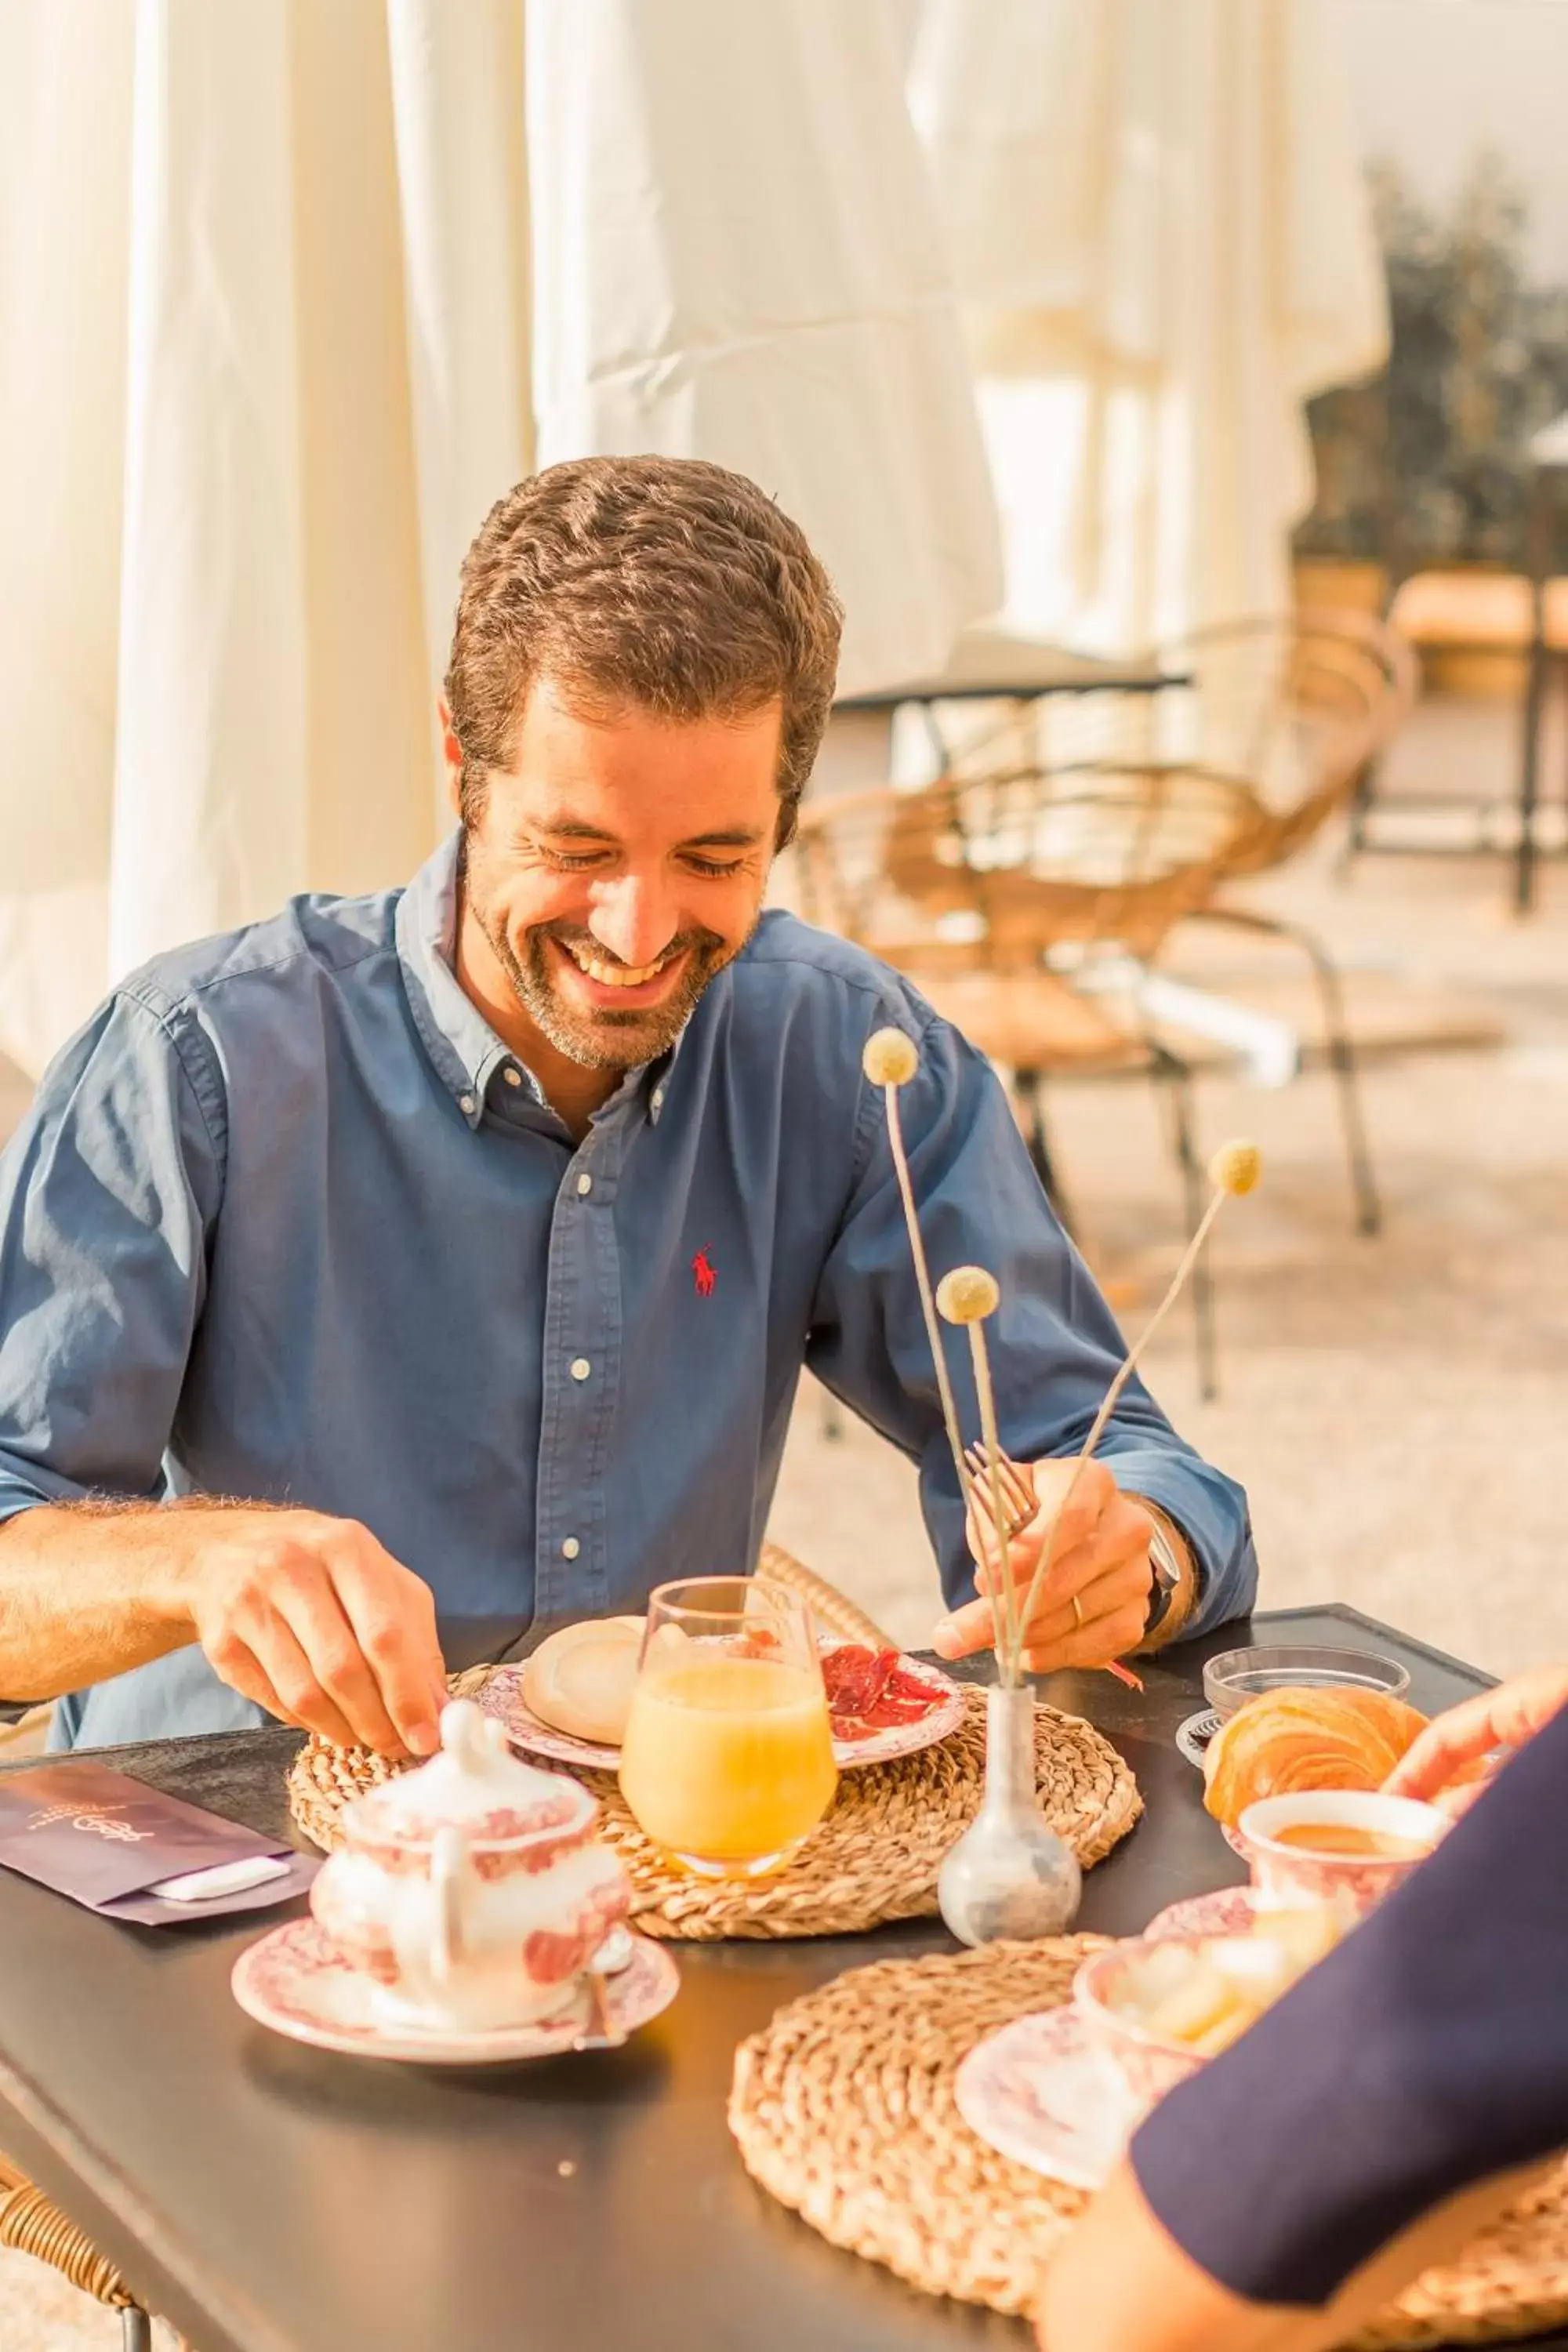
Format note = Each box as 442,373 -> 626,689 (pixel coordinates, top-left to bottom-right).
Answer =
0,836 -> 1255,1748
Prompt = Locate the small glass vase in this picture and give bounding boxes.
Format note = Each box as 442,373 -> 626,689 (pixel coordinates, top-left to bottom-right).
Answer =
937,1682 -> 1082,1947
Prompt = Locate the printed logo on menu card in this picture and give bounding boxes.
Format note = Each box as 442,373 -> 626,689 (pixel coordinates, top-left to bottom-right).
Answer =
691,1246 -> 717,1298
26,1802 -> 154,1844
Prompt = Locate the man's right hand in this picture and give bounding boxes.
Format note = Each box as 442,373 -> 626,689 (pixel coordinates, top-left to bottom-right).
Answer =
1384,1665 -> 1568,1816
178,1509 -> 449,1758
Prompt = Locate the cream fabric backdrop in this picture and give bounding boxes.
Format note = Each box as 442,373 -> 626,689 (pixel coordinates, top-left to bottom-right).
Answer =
528,0 -> 1001,697
909,0 -> 1388,652
0,0 -> 999,1079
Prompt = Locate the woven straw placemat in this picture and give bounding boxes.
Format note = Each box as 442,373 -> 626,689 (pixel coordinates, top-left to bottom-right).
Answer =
286,1673 -> 1140,1940
727,1940 -> 1568,2347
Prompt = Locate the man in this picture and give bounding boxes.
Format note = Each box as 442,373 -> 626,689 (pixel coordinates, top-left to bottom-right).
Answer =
0,456 -> 1254,1755
1036,1667 -> 1568,2352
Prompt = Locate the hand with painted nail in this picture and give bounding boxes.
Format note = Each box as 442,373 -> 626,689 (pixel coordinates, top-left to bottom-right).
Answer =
1385,1667 -> 1568,1816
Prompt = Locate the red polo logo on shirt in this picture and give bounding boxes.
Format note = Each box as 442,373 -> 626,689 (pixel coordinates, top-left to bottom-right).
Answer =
692,1247 -> 717,1298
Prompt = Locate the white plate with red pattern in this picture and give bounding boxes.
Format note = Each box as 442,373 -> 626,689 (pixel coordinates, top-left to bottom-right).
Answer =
476,1644 -> 967,1775
232,1919 -> 679,2065
954,1888 -> 1254,2187
1143,1886 -> 1255,1940
955,2007 -> 1137,2192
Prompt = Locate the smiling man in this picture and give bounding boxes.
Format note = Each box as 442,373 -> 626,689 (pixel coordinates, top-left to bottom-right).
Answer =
0,457 -> 1255,1754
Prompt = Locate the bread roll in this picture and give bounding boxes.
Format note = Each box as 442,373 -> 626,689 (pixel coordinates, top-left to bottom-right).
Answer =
1203,1685 -> 1428,1829
521,1617 -> 645,1746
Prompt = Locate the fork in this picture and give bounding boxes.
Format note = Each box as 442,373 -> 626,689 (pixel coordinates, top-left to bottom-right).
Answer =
963,1440 -> 1145,1693
963,1442 -> 1038,1541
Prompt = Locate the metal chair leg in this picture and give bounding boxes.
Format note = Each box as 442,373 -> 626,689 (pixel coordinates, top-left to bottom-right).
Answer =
122,2310 -> 154,2352
1341,753 -> 1377,869
1517,608 -> 1548,916
1281,924 -> 1382,1237
1174,905 -> 1382,1238
1152,1046 -> 1218,1401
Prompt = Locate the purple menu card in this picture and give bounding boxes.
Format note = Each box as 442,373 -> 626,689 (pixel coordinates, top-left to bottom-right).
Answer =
0,1762 -> 318,1924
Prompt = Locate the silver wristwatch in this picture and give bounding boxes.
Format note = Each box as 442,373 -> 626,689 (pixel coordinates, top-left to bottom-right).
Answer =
1142,1518 -> 1184,1640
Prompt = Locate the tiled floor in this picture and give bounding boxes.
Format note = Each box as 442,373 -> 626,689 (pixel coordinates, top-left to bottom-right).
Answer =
2,691 -> 1566,2342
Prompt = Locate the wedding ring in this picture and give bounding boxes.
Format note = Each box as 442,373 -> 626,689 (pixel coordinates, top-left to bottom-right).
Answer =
1070,1595 -> 1084,1630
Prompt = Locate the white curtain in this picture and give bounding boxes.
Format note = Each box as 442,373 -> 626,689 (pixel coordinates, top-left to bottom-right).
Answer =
528,0 -> 1000,698
0,0 -> 999,1080
909,0 -> 1389,653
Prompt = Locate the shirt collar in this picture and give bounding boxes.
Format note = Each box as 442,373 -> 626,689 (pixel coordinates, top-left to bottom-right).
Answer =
395,831 -> 683,1131
396,834 -> 516,1127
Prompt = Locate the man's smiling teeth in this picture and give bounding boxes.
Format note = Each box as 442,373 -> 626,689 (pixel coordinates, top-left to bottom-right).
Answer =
560,938 -> 673,989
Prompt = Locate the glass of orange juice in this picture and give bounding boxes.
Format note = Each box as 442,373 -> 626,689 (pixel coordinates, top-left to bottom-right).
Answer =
619,1577 -> 838,1878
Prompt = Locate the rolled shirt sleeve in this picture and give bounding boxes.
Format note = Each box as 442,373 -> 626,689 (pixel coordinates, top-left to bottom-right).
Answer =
0,987 -> 225,1526
805,1001 -> 1256,1632
1131,1700 -> 1568,2307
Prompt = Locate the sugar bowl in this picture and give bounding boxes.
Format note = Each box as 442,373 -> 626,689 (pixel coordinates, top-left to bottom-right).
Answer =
310,1700 -> 630,2031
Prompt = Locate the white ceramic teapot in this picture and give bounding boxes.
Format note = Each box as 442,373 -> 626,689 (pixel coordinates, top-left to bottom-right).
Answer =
310,1700 -> 631,2031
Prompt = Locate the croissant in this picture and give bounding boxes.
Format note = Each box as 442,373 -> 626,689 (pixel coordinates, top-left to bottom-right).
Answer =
1203,1685 -> 1428,1829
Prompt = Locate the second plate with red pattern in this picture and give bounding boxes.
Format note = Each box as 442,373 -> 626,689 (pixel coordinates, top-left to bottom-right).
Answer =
477,1642 -> 967,1775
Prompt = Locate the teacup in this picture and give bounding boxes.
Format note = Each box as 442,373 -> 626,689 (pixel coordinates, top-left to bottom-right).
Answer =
1072,1938 -> 1210,2118
310,1700 -> 630,2032
1236,1790 -> 1446,1926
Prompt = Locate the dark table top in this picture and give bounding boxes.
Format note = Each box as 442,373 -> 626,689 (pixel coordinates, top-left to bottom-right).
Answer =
0,1605 -> 1552,2352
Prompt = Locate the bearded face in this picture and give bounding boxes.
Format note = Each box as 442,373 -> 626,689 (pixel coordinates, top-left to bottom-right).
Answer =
456,674 -> 781,1076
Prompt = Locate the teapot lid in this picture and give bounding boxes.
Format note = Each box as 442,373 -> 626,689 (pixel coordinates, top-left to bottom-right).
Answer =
344,1700 -> 593,1849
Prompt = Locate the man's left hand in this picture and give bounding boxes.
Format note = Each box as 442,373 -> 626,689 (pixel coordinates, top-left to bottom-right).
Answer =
932,1457 -> 1153,1672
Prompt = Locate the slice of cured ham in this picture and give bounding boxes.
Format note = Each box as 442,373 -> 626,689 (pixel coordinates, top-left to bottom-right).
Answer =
820,1644 -> 944,1741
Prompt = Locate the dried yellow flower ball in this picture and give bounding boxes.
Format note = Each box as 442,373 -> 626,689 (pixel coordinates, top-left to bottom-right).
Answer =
1209,1139 -> 1261,1197
935,1265 -> 1001,1324
862,1027 -> 919,1088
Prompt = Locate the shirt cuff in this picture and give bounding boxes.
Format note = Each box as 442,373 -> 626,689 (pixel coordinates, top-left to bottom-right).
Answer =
1098,1445 -> 1257,1640
0,1461 -> 88,1524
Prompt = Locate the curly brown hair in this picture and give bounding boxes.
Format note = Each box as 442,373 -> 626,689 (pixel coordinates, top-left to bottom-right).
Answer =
445,456 -> 844,850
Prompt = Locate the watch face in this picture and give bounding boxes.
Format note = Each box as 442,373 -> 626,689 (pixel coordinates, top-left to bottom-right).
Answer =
1144,1526 -> 1181,1635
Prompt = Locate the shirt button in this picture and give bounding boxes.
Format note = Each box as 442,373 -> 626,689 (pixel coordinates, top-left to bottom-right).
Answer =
561,1536 -> 581,1561
575,1172 -> 593,1197
503,1066 -> 522,1088
458,1092 -> 476,1116
570,1356 -> 591,1381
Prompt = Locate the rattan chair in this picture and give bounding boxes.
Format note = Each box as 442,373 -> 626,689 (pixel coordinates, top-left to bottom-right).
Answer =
939,610 -> 1413,837
927,610 -> 1417,1236
786,763 -> 1268,1396
1145,611 -> 1417,1236
0,2154 -> 165,2347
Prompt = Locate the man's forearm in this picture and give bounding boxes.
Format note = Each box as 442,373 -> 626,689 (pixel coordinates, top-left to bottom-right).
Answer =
1036,2155 -> 1549,2352
0,1501 -> 201,1699
2,1498 -> 448,1755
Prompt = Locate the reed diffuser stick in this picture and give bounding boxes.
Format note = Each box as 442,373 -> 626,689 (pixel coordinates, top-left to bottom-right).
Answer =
934,1265 -> 1020,1684
1009,1141 -> 1261,1676
862,1031 -> 1009,1659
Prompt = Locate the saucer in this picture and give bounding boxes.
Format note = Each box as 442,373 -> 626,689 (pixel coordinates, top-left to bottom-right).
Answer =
233,1921 -> 678,2064
954,2007 -> 1138,2191
477,1650 -> 967,1775
1144,1886 -> 1256,1940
